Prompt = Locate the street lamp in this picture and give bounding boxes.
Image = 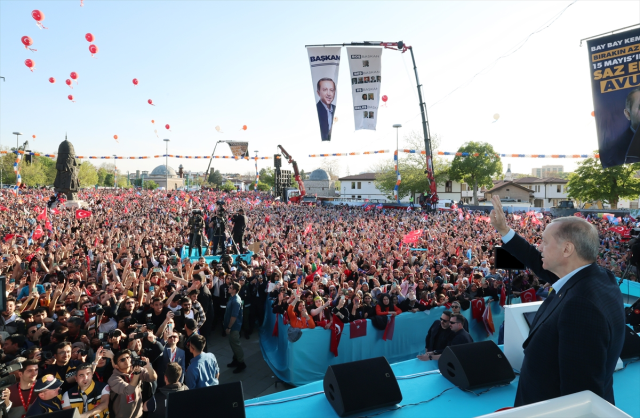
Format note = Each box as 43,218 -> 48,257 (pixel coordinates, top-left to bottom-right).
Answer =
113,155 -> 118,188
393,124 -> 402,203
12,132 -> 22,151
163,138 -> 170,190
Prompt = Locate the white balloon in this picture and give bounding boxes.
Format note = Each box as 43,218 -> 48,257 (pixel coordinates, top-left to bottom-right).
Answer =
493,113 -> 500,121
334,117 -> 339,122
215,125 -> 221,132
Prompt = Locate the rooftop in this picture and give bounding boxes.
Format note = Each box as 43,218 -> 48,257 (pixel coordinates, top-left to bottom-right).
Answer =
338,172 -> 378,181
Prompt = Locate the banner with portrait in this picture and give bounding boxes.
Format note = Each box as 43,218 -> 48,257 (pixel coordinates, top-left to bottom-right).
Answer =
347,47 -> 382,130
227,141 -> 249,158
307,47 -> 341,141
586,27 -> 640,167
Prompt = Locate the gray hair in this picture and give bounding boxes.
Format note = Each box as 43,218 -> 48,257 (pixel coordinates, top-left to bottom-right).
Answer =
549,217 -> 599,262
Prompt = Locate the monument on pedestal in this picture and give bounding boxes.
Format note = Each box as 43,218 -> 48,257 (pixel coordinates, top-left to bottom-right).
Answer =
53,136 -> 86,208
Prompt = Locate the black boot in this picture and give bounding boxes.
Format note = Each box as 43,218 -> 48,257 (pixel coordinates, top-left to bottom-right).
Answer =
233,362 -> 246,374
227,358 -> 238,368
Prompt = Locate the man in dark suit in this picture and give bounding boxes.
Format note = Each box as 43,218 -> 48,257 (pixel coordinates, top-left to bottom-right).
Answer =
449,314 -> 473,346
157,330 -> 186,388
417,311 -> 454,361
315,78 -> 336,141
489,195 -> 625,407
605,87 -> 640,167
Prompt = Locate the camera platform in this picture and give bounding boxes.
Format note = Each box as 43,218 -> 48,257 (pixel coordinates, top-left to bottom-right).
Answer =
181,246 -> 254,265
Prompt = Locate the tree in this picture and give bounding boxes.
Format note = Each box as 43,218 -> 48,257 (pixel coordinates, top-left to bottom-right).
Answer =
319,159 -> 341,180
566,157 -> 640,209
20,159 -> 49,187
207,170 -> 223,187
97,168 -> 109,186
103,173 -> 115,187
220,180 -> 236,192
373,132 -> 450,200
249,181 -> 270,191
143,180 -> 159,190
259,167 -> 275,187
449,141 -> 503,205
78,162 -> 99,187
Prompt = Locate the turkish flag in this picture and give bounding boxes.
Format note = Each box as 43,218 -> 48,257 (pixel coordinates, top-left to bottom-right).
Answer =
499,286 -> 506,307
350,319 -> 367,339
3,234 -> 16,242
383,315 -> 396,341
512,214 -> 521,220
520,288 -> 537,303
330,315 -> 344,357
0,206 -> 8,212
303,224 -> 312,236
37,209 -> 47,221
483,302 -> 495,336
305,267 -> 322,283
402,229 -> 423,244
75,209 -> 92,219
32,225 -> 43,240
471,298 -> 486,323
273,313 -> 280,337
51,207 -> 61,215
45,220 -> 52,231
265,215 -> 270,223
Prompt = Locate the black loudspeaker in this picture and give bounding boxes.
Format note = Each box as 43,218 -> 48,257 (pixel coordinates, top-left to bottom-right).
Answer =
166,381 -> 245,418
30,409 -> 80,418
274,154 -> 281,168
438,341 -> 516,390
323,357 -> 402,417
620,325 -> 640,359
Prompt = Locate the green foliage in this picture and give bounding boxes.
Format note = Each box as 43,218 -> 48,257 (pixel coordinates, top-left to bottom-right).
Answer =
207,169 -> 223,186
97,167 -> 109,186
449,141 -> 502,205
78,162 -> 99,187
103,173 -> 115,187
249,181 -> 271,191
143,180 -> 159,190
373,132 -> 450,200
566,157 -> 640,209
259,167 -> 275,187
19,159 -> 50,187
221,180 -> 236,192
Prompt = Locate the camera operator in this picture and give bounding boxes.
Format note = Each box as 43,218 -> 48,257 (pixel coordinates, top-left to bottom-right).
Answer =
108,349 -> 157,418
187,210 -> 205,258
231,208 -> 247,254
7,359 -> 38,418
126,330 -> 163,372
209,204 -> 227,256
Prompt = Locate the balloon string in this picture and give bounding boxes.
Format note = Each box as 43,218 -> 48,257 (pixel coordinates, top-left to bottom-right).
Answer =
36,22 -> 48,29
80,0 -> 84,6
29,48 -> 37,52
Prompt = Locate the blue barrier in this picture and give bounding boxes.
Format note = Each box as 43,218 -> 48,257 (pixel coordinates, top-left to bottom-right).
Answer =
260,297 -> 506,386
180,246 -> 253,264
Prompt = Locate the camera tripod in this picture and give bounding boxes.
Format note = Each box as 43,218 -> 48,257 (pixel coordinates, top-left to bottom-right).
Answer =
210,214 -> 242,258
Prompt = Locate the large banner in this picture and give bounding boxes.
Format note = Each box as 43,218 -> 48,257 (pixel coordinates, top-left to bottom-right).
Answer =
347,47 -> 382,130
307,47 -> 341,141
227,141 -> 249,158
587,27 -> 640,167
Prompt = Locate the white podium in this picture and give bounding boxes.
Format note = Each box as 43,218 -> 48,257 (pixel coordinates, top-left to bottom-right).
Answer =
477,390 -> 631,418
503,301 -> 542,372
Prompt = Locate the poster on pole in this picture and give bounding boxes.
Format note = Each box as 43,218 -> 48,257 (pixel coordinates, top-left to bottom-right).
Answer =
227,141 -> 249,158
307,47 -> 341,141
347,47 -> 382,130
586,27 -> 640,167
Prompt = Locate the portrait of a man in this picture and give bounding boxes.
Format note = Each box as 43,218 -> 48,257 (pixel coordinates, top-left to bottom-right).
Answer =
623,87 -> 640,163
368,93 -> 374,100
316,77 -> 336,141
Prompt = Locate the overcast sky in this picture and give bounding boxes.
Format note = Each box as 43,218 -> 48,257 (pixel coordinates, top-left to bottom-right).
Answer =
1,1 -> 639,179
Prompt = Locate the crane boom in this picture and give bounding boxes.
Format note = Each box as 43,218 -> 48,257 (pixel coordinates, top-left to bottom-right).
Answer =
277,145 -> 306,199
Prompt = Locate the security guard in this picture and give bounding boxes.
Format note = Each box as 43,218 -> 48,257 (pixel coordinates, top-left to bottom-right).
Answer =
25,374 -> 64,416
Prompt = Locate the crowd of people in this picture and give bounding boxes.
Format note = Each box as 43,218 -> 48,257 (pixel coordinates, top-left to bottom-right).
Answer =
0,186 -> 636,417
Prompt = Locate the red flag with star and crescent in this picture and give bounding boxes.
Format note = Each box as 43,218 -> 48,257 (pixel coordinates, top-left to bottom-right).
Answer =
330,315 -> 344,357
350,319 -> 367,339
75,209 -> 93,219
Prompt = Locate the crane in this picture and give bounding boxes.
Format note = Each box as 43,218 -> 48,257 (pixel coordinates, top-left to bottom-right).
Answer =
277,145 -> 307,204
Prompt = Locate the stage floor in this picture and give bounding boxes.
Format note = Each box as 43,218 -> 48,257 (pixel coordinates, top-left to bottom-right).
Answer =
244,355 -> 640,418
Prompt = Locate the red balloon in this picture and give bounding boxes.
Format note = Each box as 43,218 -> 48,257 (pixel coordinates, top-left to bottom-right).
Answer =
68,95 -> 74,101
133,78 -> 139,86
70,72 -> 78,80
85,33 -> 94,42
242,125 -> 248,131
21,36 -> 33,47
65,79 -> 72,88
148,99 -> 154,105
49,77 -> 55,83
31,10 -> 44,22
165,124 -> 170,130
89,44 -> 98,56
382,95 -> 388,102
24,59 -> 35,71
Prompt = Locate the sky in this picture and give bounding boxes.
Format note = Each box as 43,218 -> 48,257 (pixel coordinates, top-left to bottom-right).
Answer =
1,1 -> 639,180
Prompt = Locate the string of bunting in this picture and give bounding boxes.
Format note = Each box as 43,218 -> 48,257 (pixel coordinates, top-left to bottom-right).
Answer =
308,150 -> 601,158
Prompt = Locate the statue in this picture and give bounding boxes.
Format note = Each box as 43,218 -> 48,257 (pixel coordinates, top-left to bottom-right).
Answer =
53,137 -> 80,201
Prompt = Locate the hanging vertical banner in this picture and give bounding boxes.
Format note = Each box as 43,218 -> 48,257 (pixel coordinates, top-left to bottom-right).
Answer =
348,47 -> 382,130
586,27 -> 640,167
307,47 -> 341,141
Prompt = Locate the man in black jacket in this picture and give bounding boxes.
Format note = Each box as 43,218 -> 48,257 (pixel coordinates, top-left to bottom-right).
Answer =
150,362 -> 188,418
490,195 -> 625,407
449,314 -> 473,346
418,311 -> 453,361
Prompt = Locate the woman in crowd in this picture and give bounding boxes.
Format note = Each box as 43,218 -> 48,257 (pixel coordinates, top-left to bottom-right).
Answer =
375,294 -> 402,316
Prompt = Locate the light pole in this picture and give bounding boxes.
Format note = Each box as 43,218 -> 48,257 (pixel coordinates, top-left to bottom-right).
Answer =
204,140 -> 230,184
12,132 -> 22,151
393,124 -> 402,203
163,138 -> 170,190
113,155 -> 118,188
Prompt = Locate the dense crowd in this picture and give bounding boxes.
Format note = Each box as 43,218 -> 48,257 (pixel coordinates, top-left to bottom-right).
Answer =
0,187 -> 636,417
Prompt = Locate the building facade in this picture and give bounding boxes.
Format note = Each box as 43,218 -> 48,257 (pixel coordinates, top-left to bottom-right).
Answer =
531,165 -> 564,179
305,169 -> 336,197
